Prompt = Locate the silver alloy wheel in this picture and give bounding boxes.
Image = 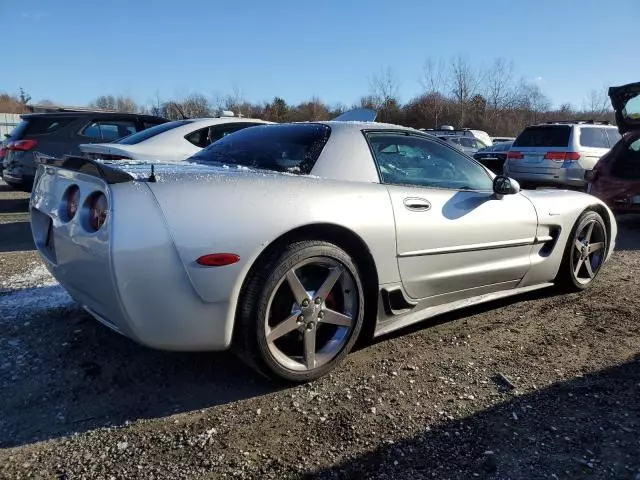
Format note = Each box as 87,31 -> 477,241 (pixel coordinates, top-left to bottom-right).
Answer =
572,218 -> 606,285
264,256 -> 358,372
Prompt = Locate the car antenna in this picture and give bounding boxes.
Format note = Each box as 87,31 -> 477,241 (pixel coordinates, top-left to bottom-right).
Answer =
148,164 -> 156,182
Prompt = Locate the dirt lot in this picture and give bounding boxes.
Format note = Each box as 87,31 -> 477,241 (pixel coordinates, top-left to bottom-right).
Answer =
1,179 -> 639,480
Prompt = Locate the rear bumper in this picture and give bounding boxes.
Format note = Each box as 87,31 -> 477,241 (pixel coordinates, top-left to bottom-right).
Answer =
1,172 -> 34,191
30,169 -> 236,352
504,164 -> 586,188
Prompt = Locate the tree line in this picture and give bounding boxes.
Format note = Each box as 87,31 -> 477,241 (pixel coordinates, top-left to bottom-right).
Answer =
3,56 -> 615,136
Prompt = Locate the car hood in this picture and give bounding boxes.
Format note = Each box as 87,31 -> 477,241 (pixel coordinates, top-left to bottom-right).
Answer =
608,82 -> 640,134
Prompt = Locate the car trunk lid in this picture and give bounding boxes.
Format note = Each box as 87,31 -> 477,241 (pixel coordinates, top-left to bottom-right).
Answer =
609,82 -> 640,135
507,125 -> 573,173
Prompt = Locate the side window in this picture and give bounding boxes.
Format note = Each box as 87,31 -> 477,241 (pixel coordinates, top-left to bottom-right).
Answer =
474,139 -> 487,149
184,127 -> 210,148
185,123 -> 262,148
459,137 -> 474,148
81,119 -> 137,141
366,132 -> 494,191
606,128 -> 622,147
579,128 -> 609,148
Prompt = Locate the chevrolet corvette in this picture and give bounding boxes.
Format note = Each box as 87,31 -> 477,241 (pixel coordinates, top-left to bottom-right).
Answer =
29,120 -> 617,381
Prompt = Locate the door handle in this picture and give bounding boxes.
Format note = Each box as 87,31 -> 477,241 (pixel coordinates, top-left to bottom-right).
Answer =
403,197 -> 431,211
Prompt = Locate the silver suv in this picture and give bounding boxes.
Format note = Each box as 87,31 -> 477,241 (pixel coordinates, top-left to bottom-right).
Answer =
503,121 -> 621,189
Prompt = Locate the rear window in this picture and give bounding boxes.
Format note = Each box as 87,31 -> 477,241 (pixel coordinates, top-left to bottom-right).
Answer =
190,123 -> 331,174
513,126 -> 571,148
118,120 -> 193,145
579,127 -> 609,148
11,116 -> 76,138
606,128 -> 622,146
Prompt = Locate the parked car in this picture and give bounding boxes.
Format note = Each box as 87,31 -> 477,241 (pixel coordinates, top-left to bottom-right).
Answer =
587,82 -> 640,213
80,116 -> 271,162
30,118 -> 618,382
0,134 -> 9,178
438,135 -> 487,156
473,141 -> 513,174
1,111 -> 168,191
427,126 -> 493,146
503,121 -> 621,190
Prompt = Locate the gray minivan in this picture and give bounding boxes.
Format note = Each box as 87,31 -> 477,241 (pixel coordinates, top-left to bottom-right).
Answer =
503,121 -> 621,189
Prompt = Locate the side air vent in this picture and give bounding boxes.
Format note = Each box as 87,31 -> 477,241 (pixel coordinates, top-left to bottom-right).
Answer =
381,287 -> 418,316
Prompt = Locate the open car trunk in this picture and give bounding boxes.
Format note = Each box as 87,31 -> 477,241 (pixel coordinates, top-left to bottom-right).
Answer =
609,82 -> 640,134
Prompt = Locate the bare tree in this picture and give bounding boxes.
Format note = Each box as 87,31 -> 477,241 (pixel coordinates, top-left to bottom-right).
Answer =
449,54 -> 482,126
180,93 -> 210,118
91,95 -> 137,113
583,87 -> 610,116
483,58 -> 515,110
418,57 -> 448,127
369,67 -> 400,109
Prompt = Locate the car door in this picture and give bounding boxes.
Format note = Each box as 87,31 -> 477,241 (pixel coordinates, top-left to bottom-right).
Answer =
365,131 -> 539,303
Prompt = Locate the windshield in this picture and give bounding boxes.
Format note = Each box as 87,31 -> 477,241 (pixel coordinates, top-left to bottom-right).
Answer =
189,123 -> 331,174
117,120 -> 193,145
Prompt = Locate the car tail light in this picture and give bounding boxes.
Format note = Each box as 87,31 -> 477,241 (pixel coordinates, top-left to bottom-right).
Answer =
544,151 -> 580,161
87,192 -> 108,231
8,139 -> 38,151
506,151 -> 523,160
62,185 -> 80,221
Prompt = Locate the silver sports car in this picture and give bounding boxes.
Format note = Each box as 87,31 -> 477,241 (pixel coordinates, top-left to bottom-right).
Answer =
29,120 -> 617,381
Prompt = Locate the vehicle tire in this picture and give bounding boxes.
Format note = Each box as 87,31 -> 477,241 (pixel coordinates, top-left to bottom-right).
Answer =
555,210 -> 608,292
233,240 -> 365,382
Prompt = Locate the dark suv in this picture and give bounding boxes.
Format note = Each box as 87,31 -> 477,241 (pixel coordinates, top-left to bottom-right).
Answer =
2,111 -> 168,191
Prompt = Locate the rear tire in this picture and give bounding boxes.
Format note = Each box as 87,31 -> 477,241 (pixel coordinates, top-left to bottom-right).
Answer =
555,210 -> 608,292
233,240 -> 365,382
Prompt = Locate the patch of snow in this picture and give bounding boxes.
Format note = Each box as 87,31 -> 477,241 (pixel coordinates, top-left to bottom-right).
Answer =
0,264 -> 74,323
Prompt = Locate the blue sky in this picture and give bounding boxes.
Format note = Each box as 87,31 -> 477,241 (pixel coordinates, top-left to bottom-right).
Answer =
2,0 -> 638,110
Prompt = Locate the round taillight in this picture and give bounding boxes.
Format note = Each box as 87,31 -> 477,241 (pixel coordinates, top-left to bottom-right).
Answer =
87,192 -> 108,231
62,185 -> 80,221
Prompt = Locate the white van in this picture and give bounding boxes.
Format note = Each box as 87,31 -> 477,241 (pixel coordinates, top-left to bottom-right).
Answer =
426,126 -> 493,147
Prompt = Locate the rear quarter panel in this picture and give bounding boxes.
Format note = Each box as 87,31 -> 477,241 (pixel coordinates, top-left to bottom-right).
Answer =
147,172 -> 398,338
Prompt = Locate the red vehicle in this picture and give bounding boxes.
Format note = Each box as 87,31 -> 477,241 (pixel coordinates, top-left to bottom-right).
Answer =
588,82 -> 640,213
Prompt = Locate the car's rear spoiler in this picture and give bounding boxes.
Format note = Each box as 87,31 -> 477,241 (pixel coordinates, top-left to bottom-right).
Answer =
35,154 -> 136,184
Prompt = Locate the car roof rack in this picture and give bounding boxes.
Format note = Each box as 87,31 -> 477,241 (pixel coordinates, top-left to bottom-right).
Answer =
544,120 -> 611,125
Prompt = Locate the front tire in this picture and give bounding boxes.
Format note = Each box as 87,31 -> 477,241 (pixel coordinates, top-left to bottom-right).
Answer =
234,241 -> 365,382
555,210 -> 608,292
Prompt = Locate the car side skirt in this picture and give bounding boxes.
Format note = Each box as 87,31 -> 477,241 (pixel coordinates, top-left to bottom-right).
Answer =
373,281 -> 554,338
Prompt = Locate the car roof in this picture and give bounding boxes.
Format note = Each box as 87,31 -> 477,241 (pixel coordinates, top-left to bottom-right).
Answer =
21,111 -> 167,120
527,121 -> 616,128
315,120 -> 423,133
183,117 -> 270,127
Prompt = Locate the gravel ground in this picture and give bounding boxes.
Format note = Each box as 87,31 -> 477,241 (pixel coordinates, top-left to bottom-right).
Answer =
1,179 -> 639,479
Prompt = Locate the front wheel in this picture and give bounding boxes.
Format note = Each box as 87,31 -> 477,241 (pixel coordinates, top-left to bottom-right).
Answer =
234,241 -> 365,382
555,210 -> 608,292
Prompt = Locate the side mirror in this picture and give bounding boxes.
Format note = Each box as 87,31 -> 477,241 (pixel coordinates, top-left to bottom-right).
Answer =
493,175 -> 520,196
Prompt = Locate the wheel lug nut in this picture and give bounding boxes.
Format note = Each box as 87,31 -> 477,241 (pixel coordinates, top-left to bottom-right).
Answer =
314,297 -> 322,305
301,299 -> 309,307
298,315 -> 304,322
318,311 -> 324,319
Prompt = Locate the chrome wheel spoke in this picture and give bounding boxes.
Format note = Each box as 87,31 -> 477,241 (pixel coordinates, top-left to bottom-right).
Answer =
584,221 -> 595,242
319,308 -> 352,327
574,239 -> 583,251
574,257 -> 585,277
314,267 -> 344,302
304,327 -> 316,369
588,242 -> 604,254
267,313 -> 299,342
286,269 -> 309,306
585,258 -> 595,278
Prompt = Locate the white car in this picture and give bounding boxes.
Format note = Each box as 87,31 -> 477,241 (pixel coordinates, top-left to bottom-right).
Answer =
79,117 -> 271,162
